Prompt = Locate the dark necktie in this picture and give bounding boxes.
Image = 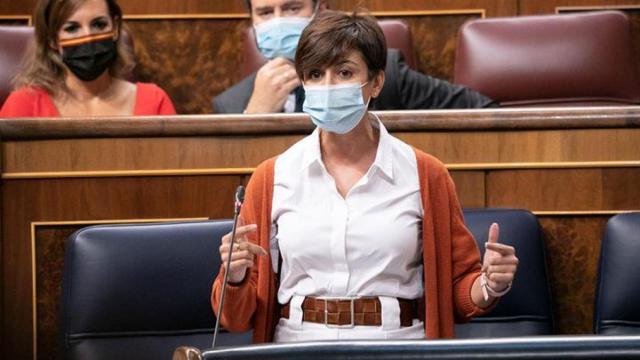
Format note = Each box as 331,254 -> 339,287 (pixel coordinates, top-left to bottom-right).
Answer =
294,86 -> 305,112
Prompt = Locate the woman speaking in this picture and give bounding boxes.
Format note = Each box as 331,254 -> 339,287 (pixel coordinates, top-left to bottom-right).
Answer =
212,10 -> 518,343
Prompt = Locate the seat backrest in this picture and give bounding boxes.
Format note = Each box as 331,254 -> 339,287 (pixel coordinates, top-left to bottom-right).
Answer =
455,208 -> 553,337
0,26 -> 33,107
60,220 -> 252,360
594,212 -> 640,335
454,11 -> 640,107
240,19 -> 417,78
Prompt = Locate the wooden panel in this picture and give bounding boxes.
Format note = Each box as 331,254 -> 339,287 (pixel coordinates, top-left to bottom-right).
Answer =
0,1 -> 35,15
126,18 -> 251,114
487,168 -> 640,211
332,0 -> 517,17
387,15 -> 477,82
519,0 -> 640,14
538,216 -> 608,334
35,225 -> 83,360
3,135 -> 302,173
5,127 -> 640,174
396,128 -> 640,164
450,170 -> 486,208
119,1 -> 246,15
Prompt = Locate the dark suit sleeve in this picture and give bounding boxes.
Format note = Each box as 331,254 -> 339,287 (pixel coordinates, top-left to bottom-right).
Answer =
212,95 -> 228,114
376,50 -> 499,110
211,74 -> 257,114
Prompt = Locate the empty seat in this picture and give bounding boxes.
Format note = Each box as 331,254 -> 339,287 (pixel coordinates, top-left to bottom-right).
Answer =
594,212 -> 640,335
456,208 -> 554,337
60,220 -> 252,360
454,11 -> 640,106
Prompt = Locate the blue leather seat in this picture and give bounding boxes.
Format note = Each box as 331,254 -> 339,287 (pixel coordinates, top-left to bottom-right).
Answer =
456,208 -> 554,337
594,212 -> 640,335
60,220 -> 252,360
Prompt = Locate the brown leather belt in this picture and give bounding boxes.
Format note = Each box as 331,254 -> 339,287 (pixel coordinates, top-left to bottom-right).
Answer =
281,297 -> 423,327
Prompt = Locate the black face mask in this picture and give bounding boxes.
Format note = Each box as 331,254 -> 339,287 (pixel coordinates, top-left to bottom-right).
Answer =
60,32 -> 117,82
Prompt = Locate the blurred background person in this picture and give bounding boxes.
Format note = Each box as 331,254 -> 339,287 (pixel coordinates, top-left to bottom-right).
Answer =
0,0 -> 175,118
212,0 -> 497,114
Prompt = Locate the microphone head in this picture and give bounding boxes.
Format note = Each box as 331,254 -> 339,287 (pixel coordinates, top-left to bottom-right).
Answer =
235,185 -> 245,204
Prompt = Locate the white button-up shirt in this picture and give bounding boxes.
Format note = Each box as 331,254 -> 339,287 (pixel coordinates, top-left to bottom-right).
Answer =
270,117 -> 425,341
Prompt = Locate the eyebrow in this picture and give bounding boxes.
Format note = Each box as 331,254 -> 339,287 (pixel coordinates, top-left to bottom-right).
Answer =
253,5 -> 273,12
334,59 -> 357,66
281,0 -> 305,8
63,16 -> 109,25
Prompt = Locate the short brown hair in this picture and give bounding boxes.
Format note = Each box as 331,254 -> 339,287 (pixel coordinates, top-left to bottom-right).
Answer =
14,0 -> 134,95
295,10 -> 386,81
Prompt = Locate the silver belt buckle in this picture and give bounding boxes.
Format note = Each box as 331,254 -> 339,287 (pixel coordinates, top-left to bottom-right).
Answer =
324,297 -> 356,329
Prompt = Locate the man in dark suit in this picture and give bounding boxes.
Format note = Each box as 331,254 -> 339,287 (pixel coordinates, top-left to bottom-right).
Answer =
213,0 -> 497,114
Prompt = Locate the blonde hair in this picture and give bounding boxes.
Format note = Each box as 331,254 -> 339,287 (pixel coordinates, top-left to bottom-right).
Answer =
14,0 -> 134,95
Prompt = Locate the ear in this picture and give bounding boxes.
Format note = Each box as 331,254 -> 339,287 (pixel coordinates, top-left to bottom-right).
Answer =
371,70 -> 385,98
318,0 -> 328,10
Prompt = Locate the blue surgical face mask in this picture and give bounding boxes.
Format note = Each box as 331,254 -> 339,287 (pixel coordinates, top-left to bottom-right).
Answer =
254,17 -> 310,60
303,82 -> 370,134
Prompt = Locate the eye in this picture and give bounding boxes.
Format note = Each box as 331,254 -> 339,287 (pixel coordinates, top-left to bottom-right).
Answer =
62,23 -> 79,33
256,9 -> 274,18
308,69 -> 322,80
92,19 -> 109,31
338,69 -> 353,79
284,5 -> 302,14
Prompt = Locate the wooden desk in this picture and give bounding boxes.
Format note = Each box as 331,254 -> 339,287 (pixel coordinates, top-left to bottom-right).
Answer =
1,107 -> 639,359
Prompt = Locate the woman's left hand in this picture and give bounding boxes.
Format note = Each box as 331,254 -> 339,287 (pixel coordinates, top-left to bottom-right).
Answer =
482,223 -> 519,293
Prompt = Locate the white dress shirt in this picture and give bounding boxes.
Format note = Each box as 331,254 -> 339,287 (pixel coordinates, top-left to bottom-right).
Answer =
270,116 -> 425,341
283,93 -> 296,113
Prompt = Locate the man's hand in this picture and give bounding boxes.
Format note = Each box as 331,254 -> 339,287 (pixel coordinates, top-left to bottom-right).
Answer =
245,57 -> 301,113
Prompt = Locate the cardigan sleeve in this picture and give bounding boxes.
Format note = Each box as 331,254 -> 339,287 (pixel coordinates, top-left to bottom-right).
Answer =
442,169 -> 498,321
210,162 -> 267,332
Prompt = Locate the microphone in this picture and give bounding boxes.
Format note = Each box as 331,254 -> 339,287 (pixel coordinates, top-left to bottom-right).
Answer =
212,185 -> 245,349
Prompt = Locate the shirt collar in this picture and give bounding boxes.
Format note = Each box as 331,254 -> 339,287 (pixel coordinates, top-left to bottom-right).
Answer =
301,115 -> 394,181
302,127 -> 322,170
370,114 -> 394,181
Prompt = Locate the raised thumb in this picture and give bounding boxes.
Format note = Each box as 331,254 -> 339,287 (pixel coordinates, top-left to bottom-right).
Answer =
487,222 -> 500,244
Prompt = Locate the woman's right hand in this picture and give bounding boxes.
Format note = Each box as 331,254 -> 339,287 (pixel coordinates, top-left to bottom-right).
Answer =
219,224 -> 267,284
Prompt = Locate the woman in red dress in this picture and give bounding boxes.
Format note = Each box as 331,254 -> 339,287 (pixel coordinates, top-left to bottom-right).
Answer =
0,0 -> 176,118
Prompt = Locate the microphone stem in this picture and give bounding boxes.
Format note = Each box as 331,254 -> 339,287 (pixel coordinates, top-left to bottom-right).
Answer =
212,205 -> 241,349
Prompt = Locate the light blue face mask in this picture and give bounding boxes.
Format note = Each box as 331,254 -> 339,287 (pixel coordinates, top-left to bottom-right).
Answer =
254,17 -> 311,60
303,82 -> 370,134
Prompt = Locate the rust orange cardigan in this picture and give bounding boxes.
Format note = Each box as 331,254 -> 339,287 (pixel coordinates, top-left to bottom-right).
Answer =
212,148 -> 494,342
